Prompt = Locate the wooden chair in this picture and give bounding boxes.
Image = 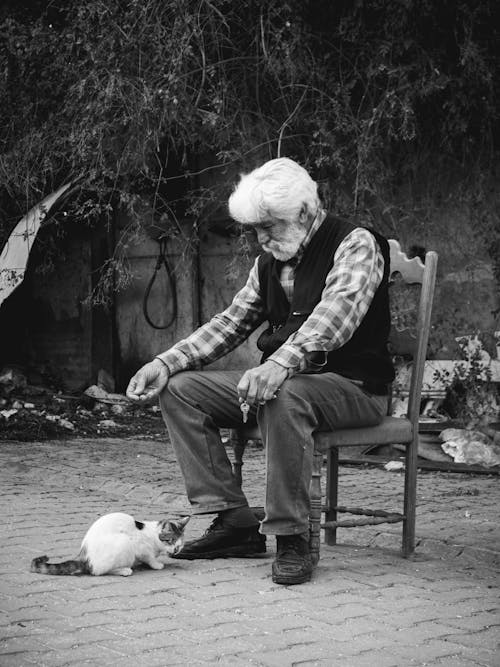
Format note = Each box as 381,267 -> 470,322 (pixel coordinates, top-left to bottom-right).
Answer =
230,239 -> 438,565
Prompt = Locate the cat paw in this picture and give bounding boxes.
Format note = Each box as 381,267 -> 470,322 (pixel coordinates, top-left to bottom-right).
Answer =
148,561 -> 165,570
111,567 -> 133,576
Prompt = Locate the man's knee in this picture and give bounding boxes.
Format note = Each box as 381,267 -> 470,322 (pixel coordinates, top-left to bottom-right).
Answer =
165,370 -> 192,394
270,377 -> 309,407
258,378 -> 314,422
160,371 -> 196,410
160,369 -> 238,410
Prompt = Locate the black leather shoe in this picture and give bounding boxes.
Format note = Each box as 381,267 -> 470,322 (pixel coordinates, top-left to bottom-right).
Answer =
172,515 -> 266,560
272,534 -> 313,585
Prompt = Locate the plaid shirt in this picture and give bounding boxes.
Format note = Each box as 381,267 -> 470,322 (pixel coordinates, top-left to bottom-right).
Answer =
156,218 -> 384,375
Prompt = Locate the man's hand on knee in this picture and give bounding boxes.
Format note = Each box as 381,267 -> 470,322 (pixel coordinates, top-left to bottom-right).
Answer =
237,360 -> 288,406
126,359 -> 170,403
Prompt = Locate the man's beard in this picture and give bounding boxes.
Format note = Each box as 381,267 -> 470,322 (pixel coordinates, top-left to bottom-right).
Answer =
262,224 -> 307,261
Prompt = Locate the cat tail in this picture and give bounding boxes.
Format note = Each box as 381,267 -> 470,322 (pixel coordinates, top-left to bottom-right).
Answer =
30,555 -> 90,576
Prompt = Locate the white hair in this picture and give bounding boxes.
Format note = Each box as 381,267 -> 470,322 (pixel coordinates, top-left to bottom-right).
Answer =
228,157 -> 320,224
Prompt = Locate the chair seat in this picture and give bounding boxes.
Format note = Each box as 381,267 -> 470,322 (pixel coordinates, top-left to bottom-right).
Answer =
314,416 -> 413,451
235,415 -> 413,451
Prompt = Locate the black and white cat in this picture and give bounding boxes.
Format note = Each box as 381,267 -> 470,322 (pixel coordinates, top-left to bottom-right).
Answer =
30,512 -> 189,576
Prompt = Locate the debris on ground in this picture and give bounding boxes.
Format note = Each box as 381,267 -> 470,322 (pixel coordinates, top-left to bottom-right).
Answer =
98,419 -> 118,429
83,384 -> 129,405
384,460 -> 405,471
440,427 -> 500,468
0,367 -> 165,441
45,414 -> 75,431
0,409 -> 18,420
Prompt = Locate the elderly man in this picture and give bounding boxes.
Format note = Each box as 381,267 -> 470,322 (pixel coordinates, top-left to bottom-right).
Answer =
127,157 -> 394,585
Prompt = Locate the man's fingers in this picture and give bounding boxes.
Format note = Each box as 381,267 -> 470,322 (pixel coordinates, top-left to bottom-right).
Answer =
262,386 -> 277,401
237,372 -> 250,401
238,374 -> 259,405
126,378 -> 138,399
240,377 -> 268,405
131,375 -> 145,395
244,377 -> 258,405
127,360 -> 169,403
237,362 -> 288,406
126,370 -> 151,400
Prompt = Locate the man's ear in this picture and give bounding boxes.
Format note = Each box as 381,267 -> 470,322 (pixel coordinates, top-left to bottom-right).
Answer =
298,204 -> 311,227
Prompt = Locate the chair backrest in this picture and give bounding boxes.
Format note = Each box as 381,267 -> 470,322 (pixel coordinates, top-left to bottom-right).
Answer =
388,240 -> 438,424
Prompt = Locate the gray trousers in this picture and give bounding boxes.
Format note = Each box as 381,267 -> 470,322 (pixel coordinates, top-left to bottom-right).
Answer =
159,370 -> 387,536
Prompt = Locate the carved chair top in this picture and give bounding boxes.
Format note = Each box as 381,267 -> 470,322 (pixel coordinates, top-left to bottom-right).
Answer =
388,239 -> 425,285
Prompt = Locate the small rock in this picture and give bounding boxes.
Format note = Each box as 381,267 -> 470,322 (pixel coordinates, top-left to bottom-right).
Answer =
23,402 -> 35,409
84,385 -> 108,400
384,460 -> 405,471
58,418 -> 75,431
110,404 -> 126,416
76,408 -> 93,417
98,419 -> 117,428
45,414 -> 75,430
0,409 -> 18,420
12,400 -> 23,410
84,384 -> 128,405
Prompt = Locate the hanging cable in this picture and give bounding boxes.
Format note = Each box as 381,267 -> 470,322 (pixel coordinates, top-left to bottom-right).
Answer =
143,234 -> 178,329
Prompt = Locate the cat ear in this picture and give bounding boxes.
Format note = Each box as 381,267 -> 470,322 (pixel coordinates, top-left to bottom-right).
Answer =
168,516 -> 190,532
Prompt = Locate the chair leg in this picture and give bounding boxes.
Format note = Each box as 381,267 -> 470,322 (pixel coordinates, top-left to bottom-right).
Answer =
402,433 -> 418,556
309,451 -> 323,566
230,428 -> 247,488
324,448 -> 338,546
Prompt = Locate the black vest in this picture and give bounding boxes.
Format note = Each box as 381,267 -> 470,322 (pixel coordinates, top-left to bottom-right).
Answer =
256,215 -> 395,385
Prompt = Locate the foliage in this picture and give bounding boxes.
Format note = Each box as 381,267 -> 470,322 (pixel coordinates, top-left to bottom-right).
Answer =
434,336 -> 499,428
0,0 -> 499,297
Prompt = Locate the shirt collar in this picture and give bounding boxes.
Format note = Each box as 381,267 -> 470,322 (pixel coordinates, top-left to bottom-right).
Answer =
292,209 -> 326,265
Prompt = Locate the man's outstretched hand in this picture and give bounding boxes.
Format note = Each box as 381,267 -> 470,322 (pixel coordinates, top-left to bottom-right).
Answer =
126,359 -> 170,403
237,360 -> 288,406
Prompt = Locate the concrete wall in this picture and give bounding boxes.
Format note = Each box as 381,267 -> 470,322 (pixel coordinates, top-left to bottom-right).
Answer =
116,220 -> 263,389
115,225 -> 197,388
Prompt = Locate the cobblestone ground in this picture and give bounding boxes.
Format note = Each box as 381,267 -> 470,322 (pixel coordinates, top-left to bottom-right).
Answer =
1,436 -> 499,666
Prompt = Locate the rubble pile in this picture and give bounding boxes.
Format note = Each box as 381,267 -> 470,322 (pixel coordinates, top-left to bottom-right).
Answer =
440,427 -> 500,467
0,367 -> 165,441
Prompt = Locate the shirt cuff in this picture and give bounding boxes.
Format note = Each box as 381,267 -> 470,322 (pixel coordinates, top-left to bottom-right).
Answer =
154,349 -> 191,376
267,348 -> 303,375
268,348 -> 329,375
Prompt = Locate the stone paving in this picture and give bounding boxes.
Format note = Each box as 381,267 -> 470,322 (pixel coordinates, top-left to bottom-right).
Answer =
0,436 -> 499,666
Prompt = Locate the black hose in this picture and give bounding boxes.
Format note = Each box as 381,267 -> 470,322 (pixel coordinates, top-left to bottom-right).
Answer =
142,236 -> 178,329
